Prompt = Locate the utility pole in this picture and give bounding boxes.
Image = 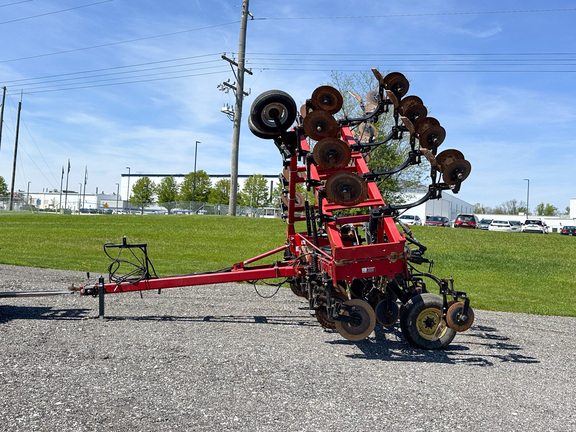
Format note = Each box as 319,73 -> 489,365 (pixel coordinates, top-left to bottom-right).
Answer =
192,140 -> 201,205
0,86 -> 6,162
8,101 -> 22,211
220,0 -> 253,216
64,159 -> 70,211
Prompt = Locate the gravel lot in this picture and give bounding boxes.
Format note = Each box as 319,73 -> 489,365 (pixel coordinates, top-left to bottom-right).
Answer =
1,264 -> 575,431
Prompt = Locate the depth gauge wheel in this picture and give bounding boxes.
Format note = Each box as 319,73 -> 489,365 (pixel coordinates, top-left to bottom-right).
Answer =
334,299 -> 376,341
446,301 -> 475,332
400,293 -> 456,349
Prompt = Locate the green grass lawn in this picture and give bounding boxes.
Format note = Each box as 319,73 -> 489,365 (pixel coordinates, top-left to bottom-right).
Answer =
1,212 -> 575,317
410,226 -> 576,317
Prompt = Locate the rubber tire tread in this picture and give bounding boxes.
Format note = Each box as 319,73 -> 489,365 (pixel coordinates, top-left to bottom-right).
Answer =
250,90 -> 297,134
400,293 -> 456,350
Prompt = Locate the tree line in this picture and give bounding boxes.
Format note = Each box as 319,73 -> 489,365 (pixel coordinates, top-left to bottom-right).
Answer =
474,199 -> 568,217
0,176 -> 7,197
129,171 -> 274,214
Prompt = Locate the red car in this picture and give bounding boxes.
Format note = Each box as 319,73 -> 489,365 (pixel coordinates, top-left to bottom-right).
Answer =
454,214 -> 479,229
425,216 -> 450,227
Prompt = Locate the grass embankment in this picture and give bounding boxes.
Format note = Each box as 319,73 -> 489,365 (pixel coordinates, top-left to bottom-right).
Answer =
0,213 -> 287,274
411,226 -> 576,317
1,213 -> 575,317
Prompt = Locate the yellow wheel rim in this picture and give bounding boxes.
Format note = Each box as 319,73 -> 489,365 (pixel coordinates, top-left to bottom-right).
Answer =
416,307 -> 444,340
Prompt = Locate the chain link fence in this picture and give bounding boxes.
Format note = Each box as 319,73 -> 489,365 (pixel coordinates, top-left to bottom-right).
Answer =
1,197 -> 282,218
148,201 -> 281,218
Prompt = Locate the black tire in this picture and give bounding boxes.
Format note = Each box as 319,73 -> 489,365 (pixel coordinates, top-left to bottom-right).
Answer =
250,90 -> 297,135
400,293 -> 456,349
248,115 -> 278,139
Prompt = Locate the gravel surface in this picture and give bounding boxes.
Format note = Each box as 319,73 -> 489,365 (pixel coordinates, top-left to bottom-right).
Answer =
1,264 -> 575,432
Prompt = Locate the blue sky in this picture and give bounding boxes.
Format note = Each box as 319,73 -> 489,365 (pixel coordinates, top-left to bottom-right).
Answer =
0,0 -> 575,211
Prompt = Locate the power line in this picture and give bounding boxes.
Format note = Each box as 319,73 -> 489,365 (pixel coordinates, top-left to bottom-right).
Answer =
0,0 -> 112,25
6,50 -> 576,95
0,1 -> 33,8
255,67 -> 576,73
22,69 -> 231,94
245,57 -> 576,65
8,59 -> 225,89
255,7 -> 576,21
0,21 -> 239,64
2,53 -> 222,85
246,51 -> 576,57
22,65 -> 229,92
11,51 -> 576,86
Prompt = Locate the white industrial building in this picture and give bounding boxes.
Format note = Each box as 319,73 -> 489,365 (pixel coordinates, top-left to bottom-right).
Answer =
401,190 -> 474,222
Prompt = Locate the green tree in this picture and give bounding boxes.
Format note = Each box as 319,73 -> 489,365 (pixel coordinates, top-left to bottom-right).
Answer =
208,178 -> 230,204
329,70 -> 426,203
156,176 -> 180,214
494,199 -> 527,215
535,202 -> 558,216
238,174 -> 269,207
474,203 -> 493,214
130,176 -> 155,214
0,176 -> 8,196
179,170 -> 212,202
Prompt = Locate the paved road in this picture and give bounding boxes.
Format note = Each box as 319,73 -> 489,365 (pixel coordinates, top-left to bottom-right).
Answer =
1,265 -> 575,431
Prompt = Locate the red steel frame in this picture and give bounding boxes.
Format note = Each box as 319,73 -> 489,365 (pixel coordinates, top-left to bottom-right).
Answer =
284,126 -> 407,285
83,126 -> 408,297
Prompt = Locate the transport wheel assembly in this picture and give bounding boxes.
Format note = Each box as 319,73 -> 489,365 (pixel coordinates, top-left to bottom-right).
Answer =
249,90 -> 297,137
400,293 -> 456,349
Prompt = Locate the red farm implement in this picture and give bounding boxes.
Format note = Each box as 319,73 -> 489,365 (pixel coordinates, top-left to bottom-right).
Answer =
11,69 -> 475,349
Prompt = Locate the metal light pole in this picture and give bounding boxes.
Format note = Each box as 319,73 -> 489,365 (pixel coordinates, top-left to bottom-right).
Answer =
524,178 -> 530,216
27,181 -> 31,210
192,140 -> 200,205
115,183 -> 119,214
0,86 -> 6,160
125,166 -> 131,214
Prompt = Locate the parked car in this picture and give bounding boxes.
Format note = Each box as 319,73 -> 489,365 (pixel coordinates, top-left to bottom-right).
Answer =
425,216 -> 450,227
399,214 -> 422,225
453,214 -> 479,229
478,218 -> 493,230
560,226 -> 576,236
509,220 -> 522,233
488,220 -> 513,232
522,219 -> 548,234
488,219 -> 522,232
